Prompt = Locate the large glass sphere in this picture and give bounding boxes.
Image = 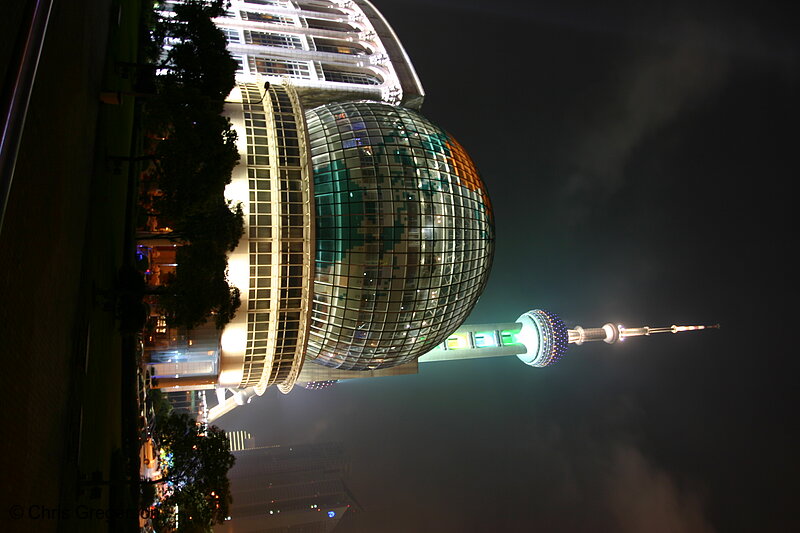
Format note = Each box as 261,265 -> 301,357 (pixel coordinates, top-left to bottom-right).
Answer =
304,102 -> 494,370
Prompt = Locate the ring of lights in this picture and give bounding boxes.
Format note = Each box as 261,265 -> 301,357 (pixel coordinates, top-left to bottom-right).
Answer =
515,309 -> 569,367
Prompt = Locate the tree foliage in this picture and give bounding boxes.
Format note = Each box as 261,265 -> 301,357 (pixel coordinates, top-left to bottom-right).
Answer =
153,244 -> 241,330
139,0 -> 244,330
152,111 -> 240,217
159,2 -> 237,101
153,412 -> 235,531
143,199 -> 244,252
150,0 -> 236,98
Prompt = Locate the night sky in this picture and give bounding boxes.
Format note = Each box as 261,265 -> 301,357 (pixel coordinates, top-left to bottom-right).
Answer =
219,1 -> 797,531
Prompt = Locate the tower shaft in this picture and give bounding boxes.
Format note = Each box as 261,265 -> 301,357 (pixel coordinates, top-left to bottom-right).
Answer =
417,322 -> 526,363
418,312 -> 719,369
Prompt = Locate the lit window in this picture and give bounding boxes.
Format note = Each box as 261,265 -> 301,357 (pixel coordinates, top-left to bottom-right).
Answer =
321,67 -> 381,86
244,30 -> 302,49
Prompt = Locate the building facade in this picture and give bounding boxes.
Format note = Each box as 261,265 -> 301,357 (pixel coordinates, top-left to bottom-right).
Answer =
153,0 -> 496,405
213,0 -> 424,109
216,442 -> 355,533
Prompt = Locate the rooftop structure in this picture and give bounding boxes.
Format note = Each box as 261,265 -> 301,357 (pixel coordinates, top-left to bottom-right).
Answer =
227,429 -> 255,451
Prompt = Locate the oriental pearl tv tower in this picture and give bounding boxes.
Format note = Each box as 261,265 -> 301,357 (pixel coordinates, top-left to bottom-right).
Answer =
144,0 -> 717,422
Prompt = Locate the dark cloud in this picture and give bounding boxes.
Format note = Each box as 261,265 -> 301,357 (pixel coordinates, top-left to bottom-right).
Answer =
604,444 -> 715,533
503,397 -> 716,533
558,22 -> 729,228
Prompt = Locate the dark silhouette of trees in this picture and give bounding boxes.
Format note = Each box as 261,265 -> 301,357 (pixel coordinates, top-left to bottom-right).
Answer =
138,0 -> 244,331
146,244 -> 241,330
152,412 -> 235,531
152,112 -> 239,215
155,0 -> 237,102
139,199 -> 244,251
134,4 -> 241,530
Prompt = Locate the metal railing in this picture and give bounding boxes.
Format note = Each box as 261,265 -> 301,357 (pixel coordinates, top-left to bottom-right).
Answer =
0,0 -> 54,234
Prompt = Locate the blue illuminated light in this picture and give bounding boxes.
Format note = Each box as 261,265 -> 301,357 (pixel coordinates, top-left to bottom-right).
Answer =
327,511 -> 336,518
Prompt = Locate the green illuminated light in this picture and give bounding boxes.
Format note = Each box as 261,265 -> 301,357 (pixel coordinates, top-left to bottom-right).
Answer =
500,330 -> 519,346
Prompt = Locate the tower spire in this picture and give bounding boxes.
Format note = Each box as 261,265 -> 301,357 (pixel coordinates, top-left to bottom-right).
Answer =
568,322 -> 720,345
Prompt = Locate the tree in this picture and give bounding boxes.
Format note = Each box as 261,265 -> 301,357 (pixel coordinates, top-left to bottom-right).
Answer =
148,243 -> 241,330
139,199 -> 244,252
136,0 -> 244,331
152,412 -> 235,532
151,110 -> 240,214
154,0 -> 237,101
142,0 -> 240,211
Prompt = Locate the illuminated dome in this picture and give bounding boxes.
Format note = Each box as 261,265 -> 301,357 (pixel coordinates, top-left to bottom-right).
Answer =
304,102 -> 494,370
